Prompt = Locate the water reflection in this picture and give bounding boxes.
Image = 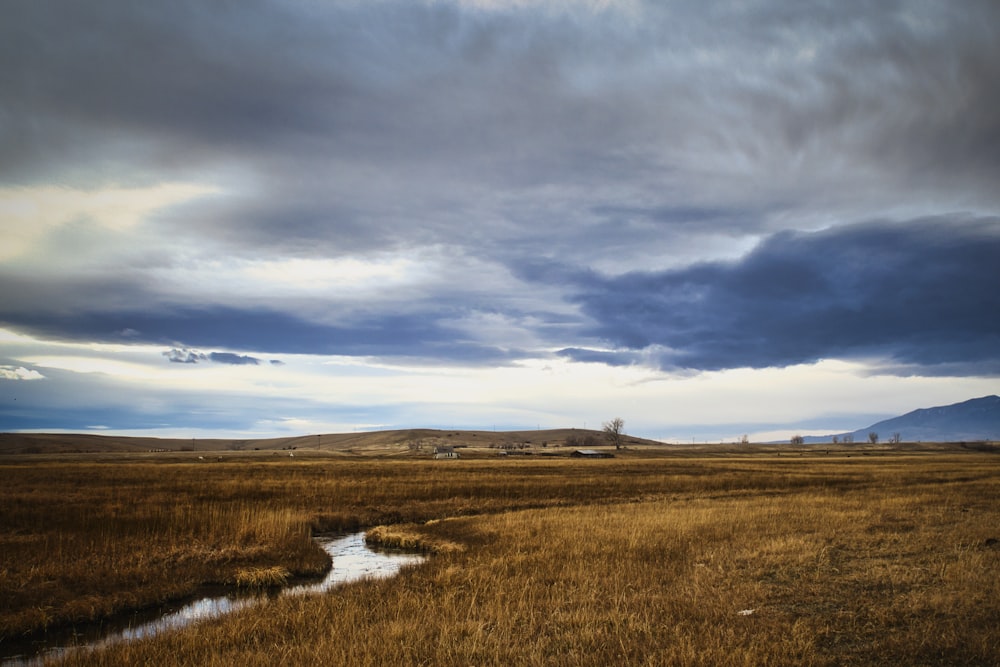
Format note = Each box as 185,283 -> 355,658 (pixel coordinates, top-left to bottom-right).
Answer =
287,532 -> 425,595
2,532 -> 425,666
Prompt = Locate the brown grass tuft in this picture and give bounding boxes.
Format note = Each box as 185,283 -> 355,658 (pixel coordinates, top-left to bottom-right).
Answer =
233,566 -> 291,588
366,524 -> 465,554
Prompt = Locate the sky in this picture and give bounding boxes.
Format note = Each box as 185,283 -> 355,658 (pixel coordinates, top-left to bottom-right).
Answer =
1,0 -> 999,442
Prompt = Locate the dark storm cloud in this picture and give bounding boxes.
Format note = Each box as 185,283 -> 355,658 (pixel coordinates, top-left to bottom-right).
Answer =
3,0 -> 1000,383
567,217 -> 1000,374
4,0 -> 998,258
556,347 -> 641,367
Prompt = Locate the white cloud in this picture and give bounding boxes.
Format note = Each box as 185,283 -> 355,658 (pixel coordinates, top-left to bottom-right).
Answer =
0,366 -> 45,381
0,182 -> 218,262
24,356 -> 164,379
148,252 -> 435,305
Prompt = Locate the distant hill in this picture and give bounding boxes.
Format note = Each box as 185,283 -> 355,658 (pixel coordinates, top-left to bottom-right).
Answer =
805,395 -> 1000,444
0,428 -> 660,456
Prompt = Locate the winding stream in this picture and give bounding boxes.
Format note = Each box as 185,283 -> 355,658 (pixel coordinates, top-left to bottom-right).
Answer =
2,532 -> 425,666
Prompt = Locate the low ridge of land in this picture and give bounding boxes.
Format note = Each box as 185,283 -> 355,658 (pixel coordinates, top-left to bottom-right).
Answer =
0,428 -> 660,456
1,429 -> 996,458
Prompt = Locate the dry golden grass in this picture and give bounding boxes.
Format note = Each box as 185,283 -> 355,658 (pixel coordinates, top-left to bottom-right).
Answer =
3,451 -> 999,665
233,566 -> 292,589
366,523 -> 465,555
0,462 -> 332,636
3,454 -> 705,637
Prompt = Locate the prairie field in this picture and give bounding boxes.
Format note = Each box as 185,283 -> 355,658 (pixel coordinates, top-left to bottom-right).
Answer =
1,446 -> 998,665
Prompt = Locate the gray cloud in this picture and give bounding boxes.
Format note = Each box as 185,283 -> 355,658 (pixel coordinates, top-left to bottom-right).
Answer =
567,216 -> 1000,374
0,302 -> 529,366
163,348 -> 205,364
208,352 -> 261,366
163,349 -> 263,366
556,347 -> 641,367
2,0 -> 1000,419
4,0 -> 998,261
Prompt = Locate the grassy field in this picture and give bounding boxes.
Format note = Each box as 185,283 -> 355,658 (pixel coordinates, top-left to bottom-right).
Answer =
1,443 -> 998,665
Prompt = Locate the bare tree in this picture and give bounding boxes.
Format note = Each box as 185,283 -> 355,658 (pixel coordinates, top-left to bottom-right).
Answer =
790,434 -> 804,445
868,431 -> 879,444
603,417 -> 625,450
739,434 -> 750,446
843,434 -> 854,444
889,432 -> 901,444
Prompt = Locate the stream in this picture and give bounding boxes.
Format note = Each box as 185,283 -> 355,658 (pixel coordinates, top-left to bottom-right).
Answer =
2,532 -> 425,666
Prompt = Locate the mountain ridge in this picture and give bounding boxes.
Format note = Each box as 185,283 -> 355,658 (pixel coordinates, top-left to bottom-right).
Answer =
803,395 -> 1000,444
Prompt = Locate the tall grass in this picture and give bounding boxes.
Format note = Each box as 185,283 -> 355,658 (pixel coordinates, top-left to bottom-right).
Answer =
3,452 -> 999,665
0,463 -> 328,637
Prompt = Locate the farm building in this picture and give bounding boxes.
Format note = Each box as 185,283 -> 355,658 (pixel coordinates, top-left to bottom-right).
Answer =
570,449 -> 614,459
433,445 -> 460,459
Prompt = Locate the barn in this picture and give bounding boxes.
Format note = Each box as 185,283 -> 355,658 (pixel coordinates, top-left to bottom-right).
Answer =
570,449 -> 614,459
433,445 -> 460,459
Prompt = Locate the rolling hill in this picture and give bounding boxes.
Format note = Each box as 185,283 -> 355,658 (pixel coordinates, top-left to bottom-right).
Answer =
0,427 -> 656,456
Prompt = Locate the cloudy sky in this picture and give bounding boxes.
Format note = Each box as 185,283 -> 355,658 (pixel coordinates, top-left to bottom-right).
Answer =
2,0 -> 998,442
